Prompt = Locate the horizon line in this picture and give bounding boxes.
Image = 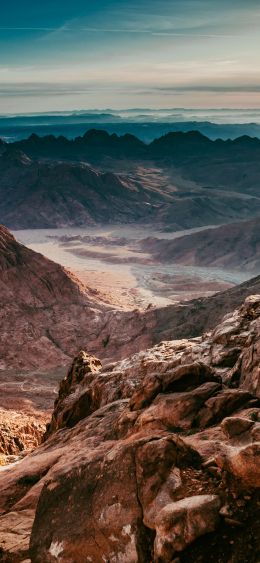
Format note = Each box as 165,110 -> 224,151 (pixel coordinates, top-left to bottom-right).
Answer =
1,107 -> 260,117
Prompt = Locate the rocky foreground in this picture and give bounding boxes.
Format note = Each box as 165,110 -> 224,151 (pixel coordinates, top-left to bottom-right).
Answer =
0,295 -> 259,562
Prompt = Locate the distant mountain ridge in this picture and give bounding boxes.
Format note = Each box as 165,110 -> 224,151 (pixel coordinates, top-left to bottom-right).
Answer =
5,128 -> 260,162
1,129 -> 260,228
6,129 -> 260,196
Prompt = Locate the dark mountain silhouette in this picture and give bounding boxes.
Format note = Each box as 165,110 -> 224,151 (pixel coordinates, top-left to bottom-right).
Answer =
8,129 -> 260,194
10,129 -> 146,161
9,128 -> 260,162
1,130 -> 260,228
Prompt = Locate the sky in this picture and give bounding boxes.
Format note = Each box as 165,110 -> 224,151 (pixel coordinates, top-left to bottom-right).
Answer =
1,0 -> 260,113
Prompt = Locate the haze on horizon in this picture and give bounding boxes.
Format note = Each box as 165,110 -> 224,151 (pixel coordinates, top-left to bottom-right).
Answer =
1,0 -> 260,114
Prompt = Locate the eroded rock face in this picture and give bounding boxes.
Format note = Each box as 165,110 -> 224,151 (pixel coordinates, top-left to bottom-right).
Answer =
45,351 -> 102,436
30,433 -> 199,563
0,409 -> 45,458
0,295 -> 260,562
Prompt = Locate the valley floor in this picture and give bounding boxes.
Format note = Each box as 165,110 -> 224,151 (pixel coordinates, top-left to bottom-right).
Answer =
14,224 -> 250,310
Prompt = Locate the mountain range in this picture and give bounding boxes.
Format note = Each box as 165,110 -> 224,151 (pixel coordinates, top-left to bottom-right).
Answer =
1,130 -> 260,229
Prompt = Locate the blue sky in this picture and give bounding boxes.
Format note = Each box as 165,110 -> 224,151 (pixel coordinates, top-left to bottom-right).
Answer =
1,0 -> 260,113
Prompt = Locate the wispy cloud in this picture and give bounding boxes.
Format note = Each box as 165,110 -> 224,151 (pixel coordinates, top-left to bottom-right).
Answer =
154,85 -> 260,93
0,27 -> 56,31
0,26 -> 236,38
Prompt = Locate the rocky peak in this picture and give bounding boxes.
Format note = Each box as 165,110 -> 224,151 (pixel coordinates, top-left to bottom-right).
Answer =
59,350 -> 102,397
46,351 -> 102,435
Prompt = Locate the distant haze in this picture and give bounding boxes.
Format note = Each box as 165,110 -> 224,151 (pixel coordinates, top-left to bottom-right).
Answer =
2,109 -> 260,144
2,108 -> 260,124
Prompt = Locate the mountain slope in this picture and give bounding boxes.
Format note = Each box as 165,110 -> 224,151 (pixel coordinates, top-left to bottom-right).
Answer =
1,129 -> 260,230
142,217 -> 260,272
0,149 -> 161,228
0,225 -> 107,369
0,225 -> 153,371
1,224 -> 260,464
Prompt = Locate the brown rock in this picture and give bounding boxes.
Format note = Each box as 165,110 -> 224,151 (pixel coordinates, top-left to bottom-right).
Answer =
0,509 -> 34,562
0,294 -> 260,561
129,362 -> 217,411
221,416 -> 255,439
0,408 -> 45,457
219,443 -> 260,489
135,436 -> 198,529
46,351 -> 102,435
137,382 -> 221,431
153,495 -> 221,561
29,427 -> 198,563
196,390 -> 253,428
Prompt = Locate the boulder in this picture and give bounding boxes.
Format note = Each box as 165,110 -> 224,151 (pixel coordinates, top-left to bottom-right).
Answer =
130,362 -> 217,411
153,495 -> 221,562
0,509 -> 34,562
221,416 -> 254,439
218,443 -> 260,489
137,382 -> 221,431
30,428 -> 198,563
196,390 -> 253,428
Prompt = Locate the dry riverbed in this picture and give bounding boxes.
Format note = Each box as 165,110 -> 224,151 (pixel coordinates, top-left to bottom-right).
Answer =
14,224 -> 251,311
